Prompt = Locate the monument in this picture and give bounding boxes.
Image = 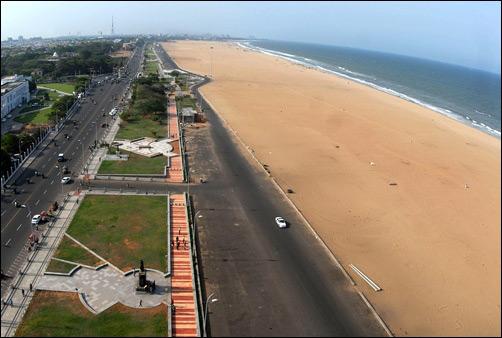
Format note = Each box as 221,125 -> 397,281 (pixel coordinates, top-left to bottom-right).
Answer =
135,259 -> 156,294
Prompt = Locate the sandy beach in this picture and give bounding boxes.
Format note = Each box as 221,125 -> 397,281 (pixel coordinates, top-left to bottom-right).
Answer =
163,41 -> 501,336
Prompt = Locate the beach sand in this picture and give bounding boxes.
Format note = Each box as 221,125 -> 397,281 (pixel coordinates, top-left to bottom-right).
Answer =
163,41 -> 501,336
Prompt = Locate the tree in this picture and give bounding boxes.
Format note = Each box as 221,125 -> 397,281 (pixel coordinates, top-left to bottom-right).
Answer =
0,148 -> 11,176
28,80 -> 37,92
1,133 -> 20,155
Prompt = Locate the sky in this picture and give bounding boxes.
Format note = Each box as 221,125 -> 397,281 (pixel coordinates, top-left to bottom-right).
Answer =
1,1 -> 501,74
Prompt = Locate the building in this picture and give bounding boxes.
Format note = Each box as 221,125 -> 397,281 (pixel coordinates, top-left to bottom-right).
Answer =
181,107 -> 196,124
1,75 -> 31,117
31,69 -> 43,77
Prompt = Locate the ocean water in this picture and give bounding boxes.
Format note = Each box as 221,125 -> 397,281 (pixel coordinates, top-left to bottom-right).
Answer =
239,40 -> 501,137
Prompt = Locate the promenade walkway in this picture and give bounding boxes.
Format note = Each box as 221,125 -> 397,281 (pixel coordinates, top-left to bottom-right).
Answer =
166,95 -> 184,183
170,194 -> 198,337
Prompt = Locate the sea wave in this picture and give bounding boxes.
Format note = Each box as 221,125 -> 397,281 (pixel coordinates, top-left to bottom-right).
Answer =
236,41 -> 501,137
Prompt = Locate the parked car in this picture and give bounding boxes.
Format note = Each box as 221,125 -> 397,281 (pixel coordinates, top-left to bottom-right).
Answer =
31,214 -> 41,225
275,217 -> 287,228
61,176 -> 72,184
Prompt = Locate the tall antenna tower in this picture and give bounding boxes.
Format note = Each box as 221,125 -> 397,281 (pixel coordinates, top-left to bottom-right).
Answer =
111,16 -> 114,36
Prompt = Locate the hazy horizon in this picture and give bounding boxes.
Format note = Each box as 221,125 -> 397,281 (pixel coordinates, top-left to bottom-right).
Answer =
2,1 -> 501,74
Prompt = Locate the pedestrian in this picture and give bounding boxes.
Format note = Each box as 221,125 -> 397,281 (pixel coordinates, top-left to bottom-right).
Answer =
139,299 -> 142,307
21,289 -> 24,297
133,269 -> 136,277
76,199 -> 79,204
176,242 -> 179,250
171,240 -> 174,249
29,283 -> 32,292
176,236 -> 179,244
10,299 -> 13,306
178,229 -> 181,236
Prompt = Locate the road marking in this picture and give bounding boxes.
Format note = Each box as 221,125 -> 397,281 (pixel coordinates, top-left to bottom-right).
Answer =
43,189 -> 47,194
26,212 -> 31,218
16,224 -> 22,231
50,179 -> 54,185
1,210 -> 6,216
4,238 -> 12,247
35,199 -> 40,206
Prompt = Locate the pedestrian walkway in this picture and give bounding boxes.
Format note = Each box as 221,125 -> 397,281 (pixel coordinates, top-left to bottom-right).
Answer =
166,95 -> 184,183
37,266 -> 168,314
170,194 -> 199,337
1,194 -> 82,337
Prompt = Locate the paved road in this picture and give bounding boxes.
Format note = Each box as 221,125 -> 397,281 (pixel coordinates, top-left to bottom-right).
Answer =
157,47 -> 388,335
0,46 -> 144,294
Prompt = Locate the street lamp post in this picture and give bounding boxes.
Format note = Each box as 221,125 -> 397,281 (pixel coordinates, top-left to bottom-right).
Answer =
203,293 -> 218,337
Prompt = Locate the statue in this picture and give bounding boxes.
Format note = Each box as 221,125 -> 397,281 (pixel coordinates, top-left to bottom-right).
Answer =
136,259 -> 155,294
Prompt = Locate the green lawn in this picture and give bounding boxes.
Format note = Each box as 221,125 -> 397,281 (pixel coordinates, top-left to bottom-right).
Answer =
66,195 -> 167,271
145,61 -> 158,75
98,150 -> 166,175
116,117 -> 166,140
177,96 -> 196,109
14,107 -> 53,125
16,291 -> 167,337
45,260 -> 78,274
38,83 -> 75,95
51,236 -> 103,267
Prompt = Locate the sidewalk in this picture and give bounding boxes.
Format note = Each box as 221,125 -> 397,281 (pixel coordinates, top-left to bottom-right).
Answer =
81,115 -> 121,179
1,193 -> 82,337
170,194 -> 199,337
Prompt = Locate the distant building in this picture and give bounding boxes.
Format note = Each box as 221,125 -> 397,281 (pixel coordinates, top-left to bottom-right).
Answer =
122,42 -> 135,50
1,75 -> 30,117
181,107 -> 196,124
31,69 -> 43,77
7,37 -> 13,41
18,35 -> 24,41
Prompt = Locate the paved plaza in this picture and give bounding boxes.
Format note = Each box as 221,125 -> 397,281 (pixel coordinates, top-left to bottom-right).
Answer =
114,137 -> 176,158
37,266 -> 169,314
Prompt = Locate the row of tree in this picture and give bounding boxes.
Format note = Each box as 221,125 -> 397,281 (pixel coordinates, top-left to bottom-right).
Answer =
1,41 -> 126,80
121,75 -> 167,122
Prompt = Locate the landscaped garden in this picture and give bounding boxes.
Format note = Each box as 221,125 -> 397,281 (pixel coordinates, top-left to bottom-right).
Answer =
98,150 -> 166,175
46,236 -> 104,273
16,291 -> 167,337
66,195 -> 167,272
37,82 -> 76,95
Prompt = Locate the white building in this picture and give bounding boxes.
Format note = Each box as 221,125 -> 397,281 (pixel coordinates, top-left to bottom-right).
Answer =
1,75 -> 31,117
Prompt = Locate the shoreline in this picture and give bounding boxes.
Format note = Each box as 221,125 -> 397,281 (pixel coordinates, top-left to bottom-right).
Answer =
164,40 -> 501,336
236,41 -> 501,138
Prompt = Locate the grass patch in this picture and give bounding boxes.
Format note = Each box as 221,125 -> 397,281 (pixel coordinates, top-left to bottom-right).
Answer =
14,107 -> 53,125
16,291 -> 167,337
46,260 -> 78,274
98,150 -> 166,175
145,61 -> 158,75
116,117 -> 166,140
38,83 -> 75,95
52,236 -> 103,267
177,96 -> 196,109
66,195 -> 167,271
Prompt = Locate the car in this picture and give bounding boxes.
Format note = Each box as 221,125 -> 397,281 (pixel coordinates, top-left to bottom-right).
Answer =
31,214 -> 41,225
275,217 -> 287,228
61,176 -> 72,184
57,153 -> 65,162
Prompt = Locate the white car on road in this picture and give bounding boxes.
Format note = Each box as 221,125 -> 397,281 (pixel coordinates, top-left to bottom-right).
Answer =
61,176 -> 72,184
275,217 -> 287,228
31,214 -> 41,225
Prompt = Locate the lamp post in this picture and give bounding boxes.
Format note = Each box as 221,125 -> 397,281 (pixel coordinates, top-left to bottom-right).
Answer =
203,293 -> 218,337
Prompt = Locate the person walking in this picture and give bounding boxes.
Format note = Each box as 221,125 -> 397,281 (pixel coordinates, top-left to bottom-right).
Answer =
139,299 -> 142,307
29,283 -> 33,292
21,289 -> 24,297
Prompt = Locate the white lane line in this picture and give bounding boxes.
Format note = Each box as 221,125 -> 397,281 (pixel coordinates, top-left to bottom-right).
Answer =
26,212 -> 31,218
5,238 -> 12,247
43,189 -> 47,194
50,179 -> 54,185
16,224 -> 22,231
1,210 -> 6,216
35,199 -> 40,206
